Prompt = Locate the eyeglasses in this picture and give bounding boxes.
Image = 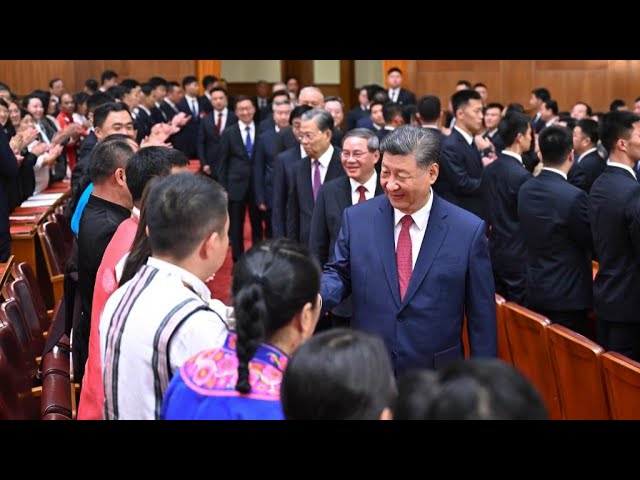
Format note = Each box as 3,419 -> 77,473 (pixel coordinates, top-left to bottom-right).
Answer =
297,131 -> 322,141
341,151 -> 368,160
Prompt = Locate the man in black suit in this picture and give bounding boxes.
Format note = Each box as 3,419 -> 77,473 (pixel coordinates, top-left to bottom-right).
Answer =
434,89 -> 486,220
197,87 -> 237,179
271,105 -> 312,238
149,77 -> 169,124
589,111 -> 640,360
286,109 -> 344,244
482,102 -> 505,155
254,97 -> 292,239
387,68 -> 416,106
310,128 -> 383,329
0,128 -> 18,262
518,126 -> 592,334
257,90 -> 289,134
416,95 -> 445,143
481,112 -> 532,304
376,102 -> 405,144
218,95 -> 261,262
175,76 -> 207,159
160,81 -> 182,123
252,80 -> 271,124
345,86 -> 370,131
568,119 -> 605,193
529,87 -> 551,132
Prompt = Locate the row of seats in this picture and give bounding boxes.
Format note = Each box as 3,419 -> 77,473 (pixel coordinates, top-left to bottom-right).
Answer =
0,262 -> 75,420
497,298 -> 640,420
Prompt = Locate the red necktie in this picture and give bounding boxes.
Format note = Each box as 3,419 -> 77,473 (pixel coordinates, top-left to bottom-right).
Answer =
357,185 -> 367,203
396,215 -> 413,301
216,112 -> 222,135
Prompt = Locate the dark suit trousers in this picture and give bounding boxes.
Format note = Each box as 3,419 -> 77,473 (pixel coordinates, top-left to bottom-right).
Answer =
260,208 -> 272,240
229,196 -> 262,262
537,309 -> 587,336
597,321 -> 640,362
493,267 -> 527,306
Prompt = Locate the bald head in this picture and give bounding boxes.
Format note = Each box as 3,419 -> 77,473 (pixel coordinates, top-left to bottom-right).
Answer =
298,86 -> 324,109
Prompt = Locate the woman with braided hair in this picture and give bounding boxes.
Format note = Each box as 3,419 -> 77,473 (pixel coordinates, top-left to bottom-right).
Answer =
161,238 -> 321,420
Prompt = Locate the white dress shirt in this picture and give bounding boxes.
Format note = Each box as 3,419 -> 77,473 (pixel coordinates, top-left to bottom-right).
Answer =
454,125 -> 474,145
577,147 -> 597,164
310,145 -> 334,186
214,107 -> 229,132
393,188 -> 434,269
238,120 -> 255,147
349,171 -> 378,205
501,150 -> 524,165
607,159 -> 637,180
542,167 -> 568,180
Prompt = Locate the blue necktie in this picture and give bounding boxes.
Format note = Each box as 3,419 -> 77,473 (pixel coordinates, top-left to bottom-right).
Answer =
245,126 -> 252,158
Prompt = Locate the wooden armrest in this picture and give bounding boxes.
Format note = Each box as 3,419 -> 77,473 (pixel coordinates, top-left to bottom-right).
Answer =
31,386 -> 42,398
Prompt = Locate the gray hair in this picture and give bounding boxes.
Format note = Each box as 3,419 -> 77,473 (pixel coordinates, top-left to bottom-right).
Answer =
301,108 -> 334,132
343,128 -> 379,152
380,125 -> 441,169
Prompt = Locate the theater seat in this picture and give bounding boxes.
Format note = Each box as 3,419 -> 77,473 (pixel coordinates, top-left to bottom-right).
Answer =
601,352 -> 640,420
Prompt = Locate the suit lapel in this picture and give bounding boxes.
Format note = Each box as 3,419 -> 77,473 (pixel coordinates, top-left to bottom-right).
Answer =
298,157 -> 315,210
375,198 -> 401,308
338,176 -> 352,209
325,148 -> 343,182
400,193 -> 448,310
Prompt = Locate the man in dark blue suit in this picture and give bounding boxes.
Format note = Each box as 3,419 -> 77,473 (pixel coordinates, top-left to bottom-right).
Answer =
481,112 -> 532,304
197,87 -> 238,180
175,76 -> 207,160
589,111 -> 640,360
271,105 -> 312,238
310,129 -> 384,329
434,89 -> 486,220
518,126 -> 592,334
0,128 -> 18,261
387,68 -> 416,106
345,86 -> 370,131
218,96 -> 261,262
568,119 -> 605,193
254,98 -> 293,239
321,126 -> 497,377
416,95 -> 445,144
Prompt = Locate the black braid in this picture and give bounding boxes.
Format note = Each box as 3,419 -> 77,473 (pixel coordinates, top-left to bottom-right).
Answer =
234,283 -> 267,394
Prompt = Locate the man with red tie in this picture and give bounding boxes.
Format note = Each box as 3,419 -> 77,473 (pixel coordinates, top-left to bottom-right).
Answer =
310,128 -> 384,329
197,87 -> 238,179
321,126 -> 496,377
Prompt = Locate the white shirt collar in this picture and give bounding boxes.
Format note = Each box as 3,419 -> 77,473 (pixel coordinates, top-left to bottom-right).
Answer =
394,187 -> 433,232
238,120 -> 255,131
349,170 -> 378,197
607,159 -> 637,180
215,107 -> 228,117
454,125 -> 474,145
501,150 -> 524,165
146,257 -> 211,302
138,105 -> 151,116
132,206 -> 141,220
486,128 -> 498,138
315,144 -> 334,167
542,167 -> 568,180
577,147 -> 597,163
299,145 -> 306,158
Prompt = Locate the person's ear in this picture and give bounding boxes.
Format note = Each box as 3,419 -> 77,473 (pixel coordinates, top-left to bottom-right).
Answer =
115,167 -> 127,187
200,230 -> 218,259
428,162 -> 439,184
379,407 -> 393,420
372,150 -> 380,164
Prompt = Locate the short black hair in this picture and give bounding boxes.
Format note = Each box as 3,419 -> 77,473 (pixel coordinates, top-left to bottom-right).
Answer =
146,173 -> 228,260
538,125 -> 573,166
84,78 -> 99,92
387,67 -> 403,76
417,95 -> 441,123
125,147 -> 187,203
88,137 -> 135,184
575,118 -> 599,145
451,89 -> 482,114
498,112 -> 531,147
281,328 -> 397,420
93,102 -> 130,130
599,110 -> 640,153
101,70 -> 118,85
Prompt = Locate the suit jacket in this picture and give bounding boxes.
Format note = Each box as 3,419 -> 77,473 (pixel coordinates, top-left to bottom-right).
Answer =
258,116 -> 275,134
176,96 -> 206,159
589,166 -> 640,324
346,106 -> 369,131
568,150 -> 606,193
253,128 -> 277,208
160,100 -> 179,122
271,146 -> 302,238
286,148 -> 344,245
356,116 -> 375,131
481,154 -> 531,272
321,193 -> 497,376
197,110 -> 238,177
435,128 -> 485,219
134,108 -> 153,144
218,123 -> 258,202
518,170 -> 592,311
310,175 -> 383,317
150,105 -> 168,124
273,126 -> 298,156
0,128 -> 19,260
392,88 -> 417,106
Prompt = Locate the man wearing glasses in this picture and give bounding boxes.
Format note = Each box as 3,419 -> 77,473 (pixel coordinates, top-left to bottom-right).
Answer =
310,128 -> 383,330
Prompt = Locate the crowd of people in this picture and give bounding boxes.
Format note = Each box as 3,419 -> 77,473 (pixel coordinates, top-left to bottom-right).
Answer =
2,64 -> 635,420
